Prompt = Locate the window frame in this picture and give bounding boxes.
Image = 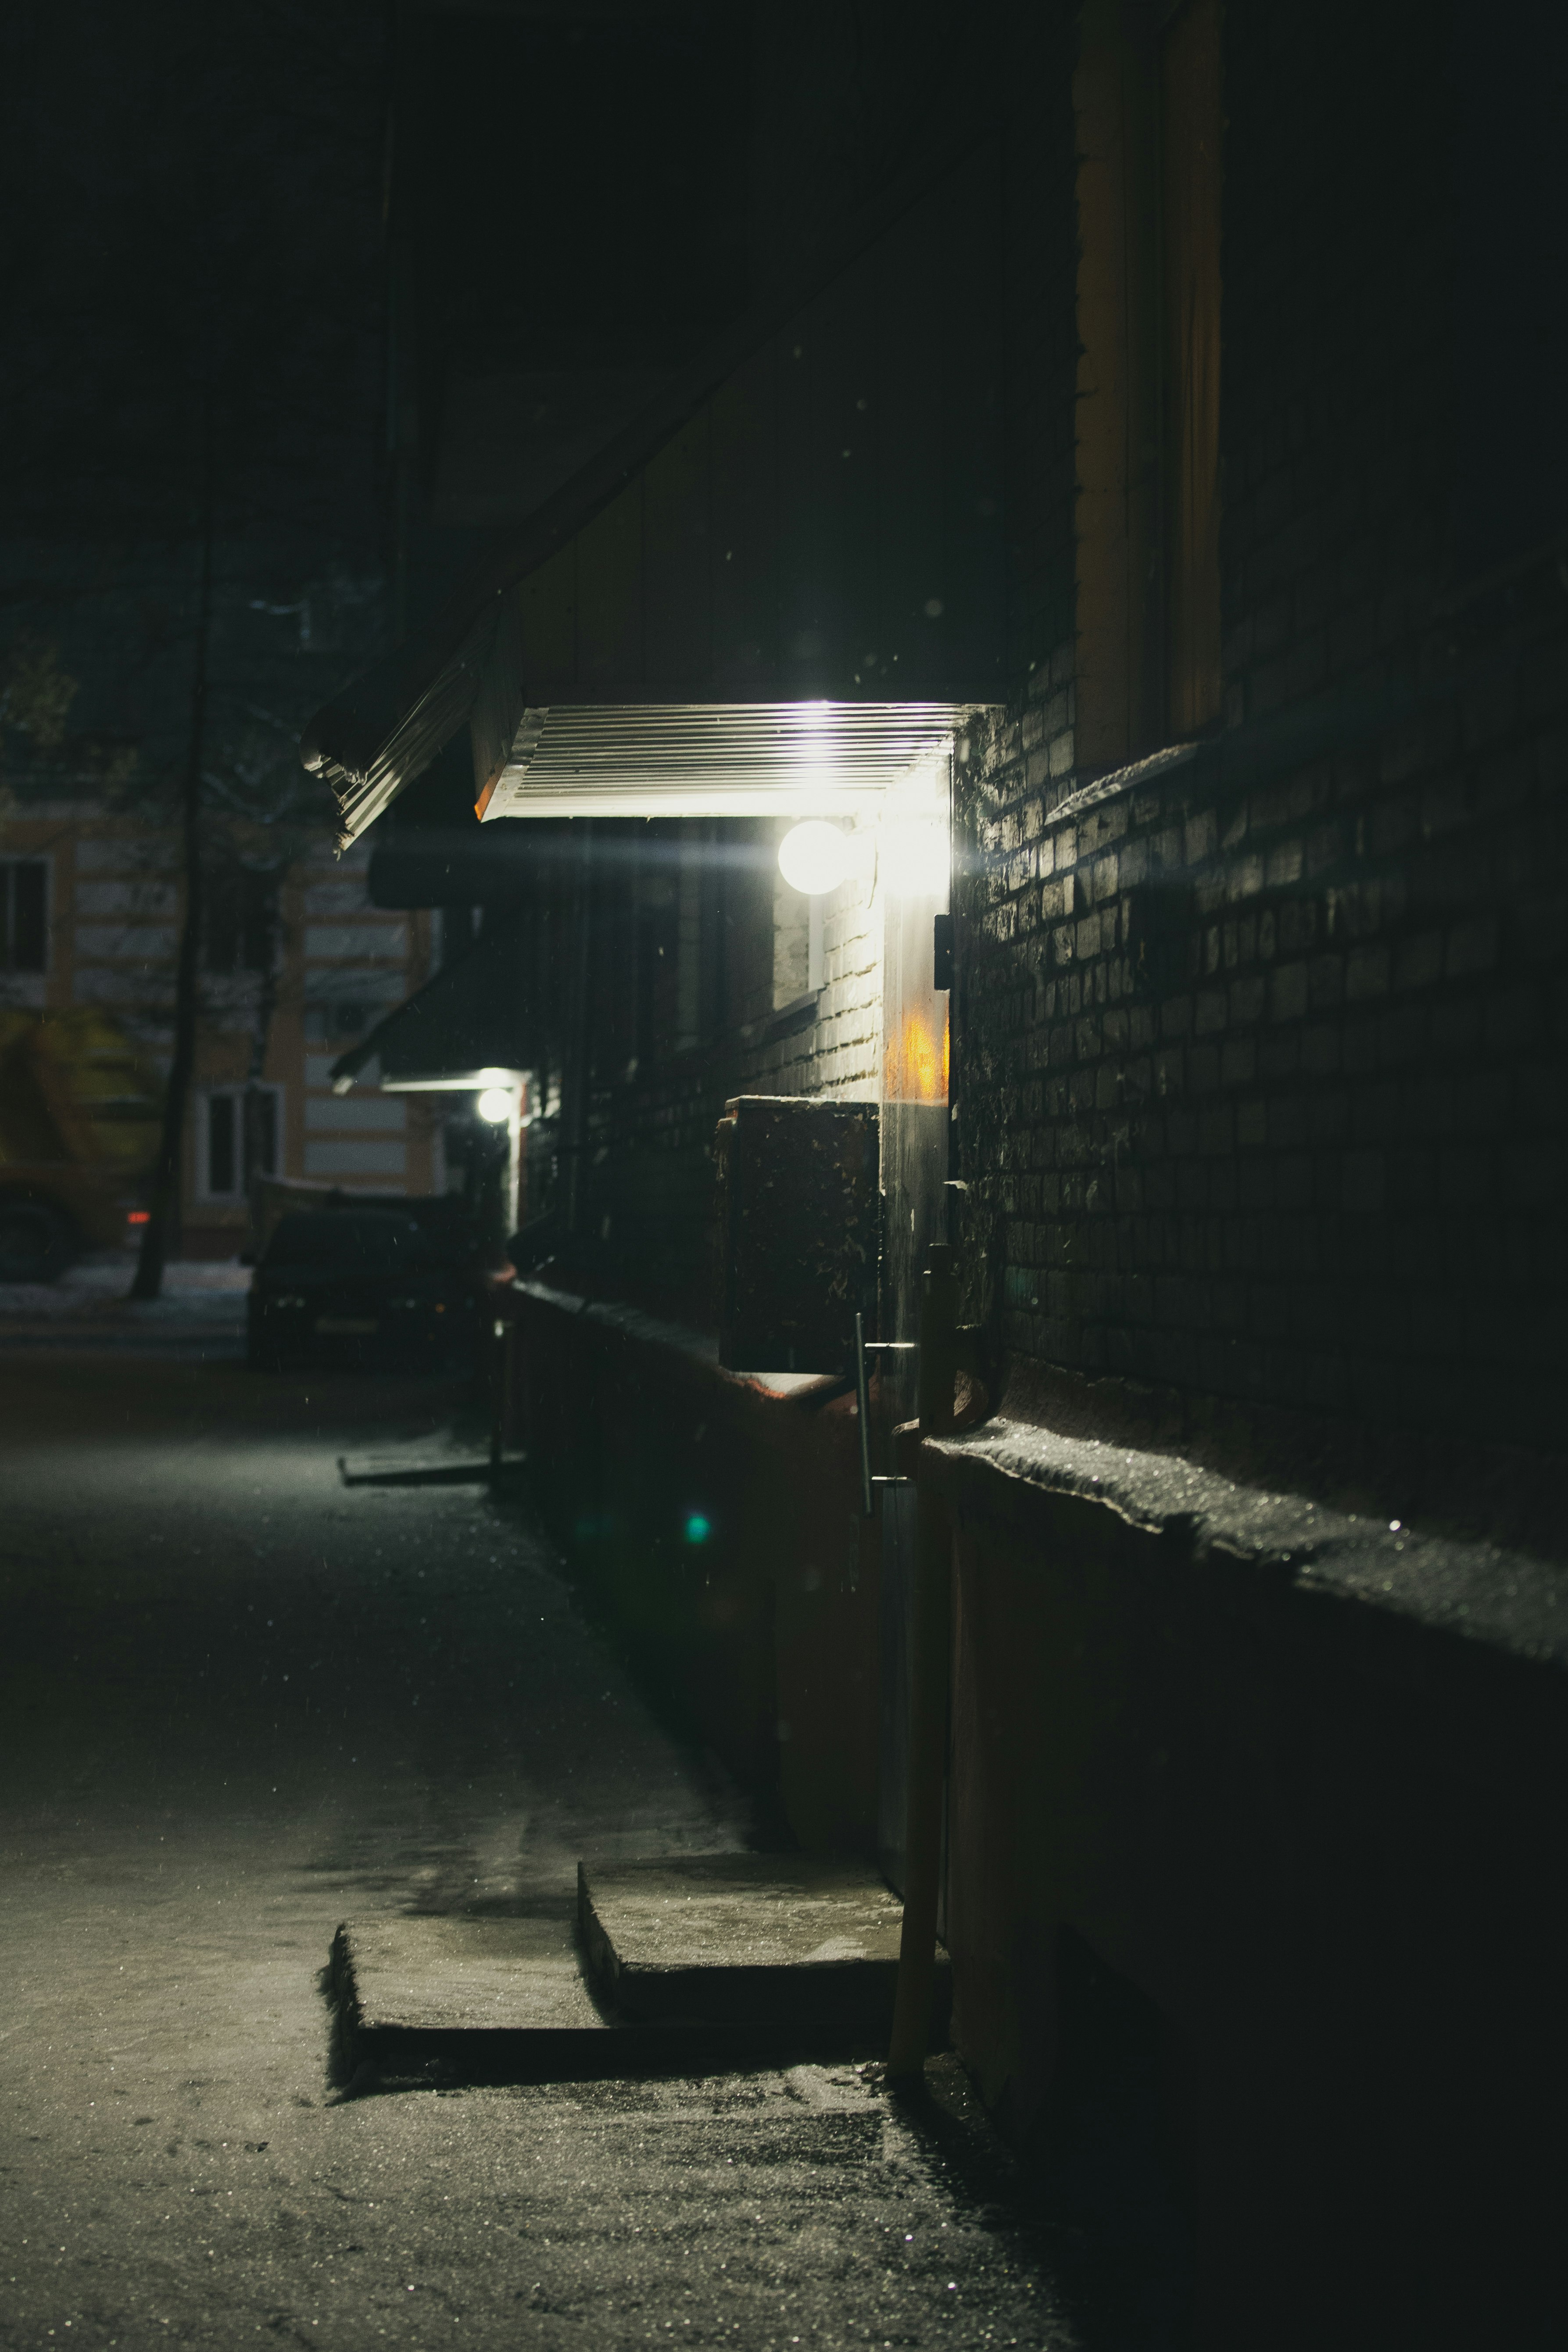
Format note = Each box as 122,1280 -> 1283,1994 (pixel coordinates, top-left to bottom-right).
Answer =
202,863 -> 279,978
1074,0 -> 1224,761
196,1081 -> 284,1202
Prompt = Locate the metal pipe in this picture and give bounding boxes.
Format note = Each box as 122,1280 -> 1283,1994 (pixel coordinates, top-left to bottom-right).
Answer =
887,1242 -> 959,2083
855,1312 -> 873,1517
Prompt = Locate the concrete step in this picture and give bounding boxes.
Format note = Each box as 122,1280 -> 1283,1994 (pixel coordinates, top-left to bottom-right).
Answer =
336,1450 -> 524,1487
326,1908 -> 625,2088
577,1853 -> 950,2037
326,1859 -> 948,2089
325,1892 -> 924,2087
332,1909 -> 602,2033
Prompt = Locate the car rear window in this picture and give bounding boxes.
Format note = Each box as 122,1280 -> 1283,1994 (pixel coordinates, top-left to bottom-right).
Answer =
264,1213 -> 458,1271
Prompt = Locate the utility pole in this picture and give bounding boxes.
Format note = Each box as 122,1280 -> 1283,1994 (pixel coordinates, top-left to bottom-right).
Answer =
131,390 -> 215,1302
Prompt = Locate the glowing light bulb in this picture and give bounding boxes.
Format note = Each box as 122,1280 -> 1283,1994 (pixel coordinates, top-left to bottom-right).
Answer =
476,1087 -> 513,1124
777,820 -> 852,896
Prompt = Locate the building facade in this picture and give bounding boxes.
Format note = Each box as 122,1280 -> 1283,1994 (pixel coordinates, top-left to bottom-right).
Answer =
0,796 -> 439,1257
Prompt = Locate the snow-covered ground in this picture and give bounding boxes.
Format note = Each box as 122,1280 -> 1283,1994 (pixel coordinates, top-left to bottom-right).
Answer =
0,1251 -> 251,1319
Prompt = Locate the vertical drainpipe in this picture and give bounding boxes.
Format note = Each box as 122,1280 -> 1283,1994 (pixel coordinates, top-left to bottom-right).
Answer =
887,757 -> 961,2084
887,1242 -> 959,2082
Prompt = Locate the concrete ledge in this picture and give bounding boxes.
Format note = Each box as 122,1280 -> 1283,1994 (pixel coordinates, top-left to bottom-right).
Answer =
507,1277 -> 881,1849
920,1408 -> 1568,2352
923,1413 -> 1568,1669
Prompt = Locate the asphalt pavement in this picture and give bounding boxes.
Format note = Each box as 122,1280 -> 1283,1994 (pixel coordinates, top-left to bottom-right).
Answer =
0,1342 -> 1094,2352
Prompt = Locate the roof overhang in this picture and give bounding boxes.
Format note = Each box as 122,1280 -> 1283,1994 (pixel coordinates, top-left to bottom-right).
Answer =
375,1066 -> 528,1096
473,700 -> 970,821
329,920 -> 539,1093
304,146 -> 1009,848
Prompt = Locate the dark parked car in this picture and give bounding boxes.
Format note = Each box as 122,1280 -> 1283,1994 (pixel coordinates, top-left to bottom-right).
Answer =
247,1208 -> 484,1371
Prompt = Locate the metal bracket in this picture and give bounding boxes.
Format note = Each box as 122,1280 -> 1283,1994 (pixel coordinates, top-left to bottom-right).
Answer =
855,1314 -> 916,1516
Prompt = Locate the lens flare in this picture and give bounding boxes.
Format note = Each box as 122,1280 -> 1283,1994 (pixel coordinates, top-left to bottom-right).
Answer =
879,818 -> 949,898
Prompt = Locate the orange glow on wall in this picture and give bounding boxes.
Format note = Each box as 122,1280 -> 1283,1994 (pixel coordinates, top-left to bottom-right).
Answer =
884,1002 -> 949,1103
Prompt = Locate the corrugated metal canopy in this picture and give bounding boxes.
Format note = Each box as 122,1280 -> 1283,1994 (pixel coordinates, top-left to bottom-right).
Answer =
305,146 -> 1008,846
478,701 -> 962,819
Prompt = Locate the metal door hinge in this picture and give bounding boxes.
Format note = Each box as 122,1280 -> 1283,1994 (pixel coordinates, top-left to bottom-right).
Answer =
932,912 -> 953,991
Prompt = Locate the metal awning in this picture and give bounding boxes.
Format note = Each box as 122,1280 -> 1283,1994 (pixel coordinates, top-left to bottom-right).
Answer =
303,148 -> 1007,847
329,917 -> 538,1094
476,701 -> 963,820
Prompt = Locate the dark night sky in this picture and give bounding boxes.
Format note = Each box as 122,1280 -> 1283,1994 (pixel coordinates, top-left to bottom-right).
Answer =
0,1 -> 1009,798
0,0 -> 388,545
0,2 -> 389,802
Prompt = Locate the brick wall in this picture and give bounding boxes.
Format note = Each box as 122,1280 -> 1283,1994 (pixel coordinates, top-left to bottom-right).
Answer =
953,0 -> 1568,1461
740,865 -> 882,1101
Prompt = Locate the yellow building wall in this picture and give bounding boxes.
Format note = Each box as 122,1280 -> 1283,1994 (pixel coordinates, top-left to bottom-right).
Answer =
0,805 -> 434,1257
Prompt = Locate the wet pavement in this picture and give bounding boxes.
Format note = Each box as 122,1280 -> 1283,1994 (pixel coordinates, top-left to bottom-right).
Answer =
0,1346 -> 1084,2351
